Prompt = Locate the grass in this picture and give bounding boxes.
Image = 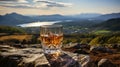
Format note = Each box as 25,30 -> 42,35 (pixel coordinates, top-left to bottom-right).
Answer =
94,30 -> 111,34
0,35 -> 32,41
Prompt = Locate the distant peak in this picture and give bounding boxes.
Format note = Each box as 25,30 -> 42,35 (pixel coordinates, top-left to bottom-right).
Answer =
39,14 -> 63,17
52,14 -> 62,16
4,12 -> 24,17
5,12 -> 17,15
11,12 -> 18,14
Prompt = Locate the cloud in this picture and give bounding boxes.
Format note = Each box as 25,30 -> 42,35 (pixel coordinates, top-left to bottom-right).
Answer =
0,0 -> 27,2
0,4 -> 33,9
0,0 -> 72,9
0,0 -> 17,1
35,0 -> 72,7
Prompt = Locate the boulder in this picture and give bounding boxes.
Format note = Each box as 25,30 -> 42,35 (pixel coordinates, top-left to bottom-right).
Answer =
98,58 -> 116,67
0,45 -> 90,67
90,46 -> 113,53
87,61 -> 98,67
72,44 -> 90,49
74,49 -> 89,54
111,44 -> 120,49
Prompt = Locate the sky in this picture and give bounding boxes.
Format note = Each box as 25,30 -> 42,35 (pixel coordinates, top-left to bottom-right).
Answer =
0,0 -> 120,15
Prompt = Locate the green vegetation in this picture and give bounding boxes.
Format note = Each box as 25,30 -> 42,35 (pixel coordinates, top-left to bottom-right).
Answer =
107,36 -> 120,44
94,30 -> 111,34
63,33 -> 95,44
0,26 -> 26,34
92,18 -> 120,31
0,34 -> 41,44
0,18 -> 120,46
0,35 -> 32,44
0,32 -> 119,46
63,32 -> 120,46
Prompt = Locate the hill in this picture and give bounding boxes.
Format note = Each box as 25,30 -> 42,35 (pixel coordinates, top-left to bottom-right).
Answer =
0,12 -> 120,28
56,20 -> 96,27
0,13 -> 35,26
0,26 -> 25,34
0,13 -> 74,26
94,13 -> 120,21
70,13 -> 102,19
33,14 -> 74,21
92,18 -> 120,31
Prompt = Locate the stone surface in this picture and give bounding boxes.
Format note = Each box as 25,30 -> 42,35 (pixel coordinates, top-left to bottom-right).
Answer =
0,45 -> 49,67
90,46 -> 113,53
0,45 -> 90,67
74,49 -> 89,54
98,58 -> 116,67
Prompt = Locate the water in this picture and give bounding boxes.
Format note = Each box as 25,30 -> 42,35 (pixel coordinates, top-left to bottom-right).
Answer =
17,21 -> 60,27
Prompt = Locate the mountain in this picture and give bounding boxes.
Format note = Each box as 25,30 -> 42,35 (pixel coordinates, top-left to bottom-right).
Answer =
32,14 -> 74,21
0,13 -> 74,26
0,12 -> 120,26
94,13 -> 120,21
70,13 -> 102,19
0,13 -> 34,26
92,18 -> 120,31
56,20 -> 96,27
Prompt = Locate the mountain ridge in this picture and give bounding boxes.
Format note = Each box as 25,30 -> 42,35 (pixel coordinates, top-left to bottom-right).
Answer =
70,13 -> 102,19
0,12 -> 120,26
94,13 -> 120,21
92,18 -> 120,31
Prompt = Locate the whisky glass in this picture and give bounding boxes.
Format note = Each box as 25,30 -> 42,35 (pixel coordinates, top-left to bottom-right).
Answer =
40,25 -> 63,54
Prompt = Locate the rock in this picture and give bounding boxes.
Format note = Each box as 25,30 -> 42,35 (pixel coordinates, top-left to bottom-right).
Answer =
72,44 -> 90,49
87,61 -> 98,67
45,53 -> 81,67
79,55 -> 90,67
0,45 -> 90,67
12,44 -> 27,48
0,45 -> 49,67
34,55 -> 50,67
98,58 -> 116,67
90,46 -> 113,53
74,49 -> 89,54
111,44 -> 120,49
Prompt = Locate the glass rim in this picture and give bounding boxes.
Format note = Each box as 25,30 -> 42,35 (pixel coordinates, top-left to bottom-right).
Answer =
40,24 -> 62,28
